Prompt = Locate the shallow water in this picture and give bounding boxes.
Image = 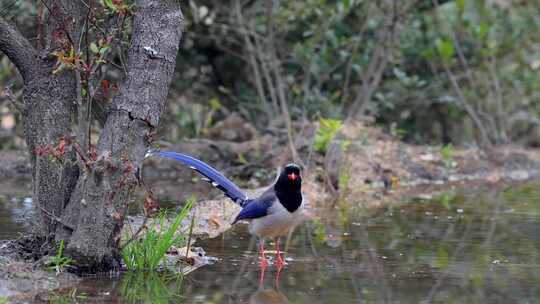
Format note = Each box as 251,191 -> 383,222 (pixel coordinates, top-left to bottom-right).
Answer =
0,192 -> 32,240
1,184 -> 540,303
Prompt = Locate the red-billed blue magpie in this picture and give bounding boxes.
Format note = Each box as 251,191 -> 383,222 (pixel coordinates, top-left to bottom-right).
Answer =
151,151 -> 303,268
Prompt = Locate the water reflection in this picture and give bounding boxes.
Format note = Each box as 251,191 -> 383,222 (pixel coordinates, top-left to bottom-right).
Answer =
0,194 -> 32,239
179,187 -> 540,303
2,183 -> 540,303
120,271 -> 183,304
248,272 -> 290,304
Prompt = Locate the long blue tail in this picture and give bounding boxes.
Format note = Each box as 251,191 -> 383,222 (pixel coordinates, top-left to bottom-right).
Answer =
150,151 -> 249,206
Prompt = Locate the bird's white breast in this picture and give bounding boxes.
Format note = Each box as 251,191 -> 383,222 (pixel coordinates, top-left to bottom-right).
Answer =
248,201 -> 303,238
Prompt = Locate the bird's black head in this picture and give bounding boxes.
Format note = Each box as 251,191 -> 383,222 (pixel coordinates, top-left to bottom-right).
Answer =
274,163 -> 302,212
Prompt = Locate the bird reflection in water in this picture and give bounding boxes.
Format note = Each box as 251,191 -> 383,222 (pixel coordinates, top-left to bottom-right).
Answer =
250,264 -> 289,304
249,287 -> 289,304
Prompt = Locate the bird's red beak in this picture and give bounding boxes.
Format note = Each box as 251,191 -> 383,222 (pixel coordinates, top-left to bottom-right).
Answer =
287,172 -> 298,181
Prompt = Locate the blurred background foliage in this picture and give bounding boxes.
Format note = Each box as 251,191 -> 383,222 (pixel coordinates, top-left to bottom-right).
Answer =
1,0 -> 540,149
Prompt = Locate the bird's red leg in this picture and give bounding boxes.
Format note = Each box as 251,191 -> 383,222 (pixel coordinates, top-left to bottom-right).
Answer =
275,237 -> 285,269
259,239 -> 268,268
275,261 -> 283,289
258,239 -> 268,286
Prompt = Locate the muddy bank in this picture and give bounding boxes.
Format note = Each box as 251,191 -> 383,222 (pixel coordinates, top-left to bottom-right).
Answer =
0,240 -> 79,303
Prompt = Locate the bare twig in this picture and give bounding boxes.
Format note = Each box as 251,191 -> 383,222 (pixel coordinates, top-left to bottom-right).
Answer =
37,0 -> 76,48
444,65 -> 492,147
1,85 -> 24,112
265,0 -> 300,164
256,37 -> 280,114
345,1 -> 403,123
234,0 -> 274,116
185,215 -> 195,259
488,56 -> 508,143
120,216 -> 149,250
38,206 -> 75,230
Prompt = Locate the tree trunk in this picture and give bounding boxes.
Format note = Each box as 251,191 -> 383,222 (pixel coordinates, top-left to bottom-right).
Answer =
24,60 -> 79,238
1,0 -> 184,270
61,0 -> 184,269
1,2 -> 82,238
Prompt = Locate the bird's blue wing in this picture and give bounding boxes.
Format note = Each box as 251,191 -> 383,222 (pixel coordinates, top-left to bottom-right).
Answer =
151,151 -> 248,205
232,200 -> 271,223
232,190 -> 276,224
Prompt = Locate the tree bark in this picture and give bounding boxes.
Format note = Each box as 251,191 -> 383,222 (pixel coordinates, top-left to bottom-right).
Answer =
0,17 -> 38,82
1,11 -> 80,238
60,0 -> 184,269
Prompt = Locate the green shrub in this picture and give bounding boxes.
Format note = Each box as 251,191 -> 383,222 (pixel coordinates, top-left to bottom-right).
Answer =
441,143 -> 454,170
314,118 -> 343,153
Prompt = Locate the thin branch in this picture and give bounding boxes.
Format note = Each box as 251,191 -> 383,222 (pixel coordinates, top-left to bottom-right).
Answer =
345,11 -> 393,122
265,0 -> 300,164
84,3 -> 92,150
444,65 -> 492,147
0,16 -> 38,82
120,216 -> 148,250
488,56 -> 508,143
37,0 -> 76,48
1,85 -> 24,112
185,215 -> 195,259
234,0 -> 273,116
77,0 -> 90,9
38,205 -> 75,230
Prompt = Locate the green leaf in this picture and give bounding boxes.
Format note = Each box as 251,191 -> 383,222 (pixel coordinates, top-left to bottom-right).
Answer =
102,0 -> 116,11
476,21 -> 490,40
421,47 -> 436,60
435,38 -> 455,63
314,118 -> 343,153
99,45 -> 110,55
208,97 -> 222,110
90,42 -> 99,54
441,143 -> 454,169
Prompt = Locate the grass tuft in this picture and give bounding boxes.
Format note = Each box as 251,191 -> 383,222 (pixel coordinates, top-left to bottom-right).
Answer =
48,240 -> 74,274
122,199 -> 194,271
